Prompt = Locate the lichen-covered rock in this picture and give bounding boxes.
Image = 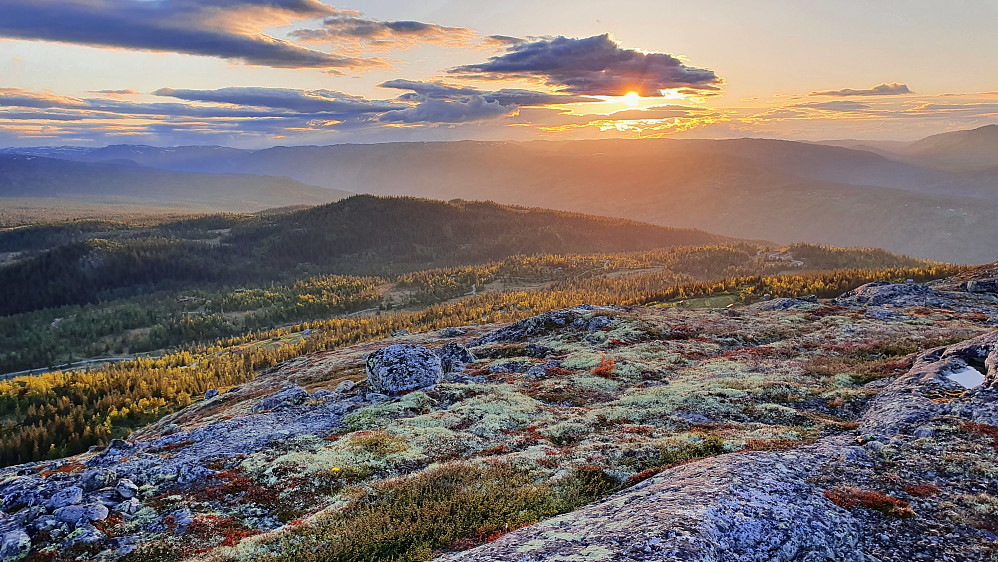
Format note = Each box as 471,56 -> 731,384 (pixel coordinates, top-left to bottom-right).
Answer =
965,278 -> 998,293
64,524 -> 105,546
0,530 -> 30,562
436,342 -> 475,373
47,486 -> 83,509
203,388 -> 219,400
473,305 -> 608,344
750,297 -> 819,311
81,468 -> 116,492
115,479 -> 138,499
54,503 -> 109,525
253,385 -> 308,412
366,345 -> 442,395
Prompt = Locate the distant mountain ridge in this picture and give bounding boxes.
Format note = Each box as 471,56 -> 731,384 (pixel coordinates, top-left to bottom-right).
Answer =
0,153 -> 350,212
3,126 -> 997,262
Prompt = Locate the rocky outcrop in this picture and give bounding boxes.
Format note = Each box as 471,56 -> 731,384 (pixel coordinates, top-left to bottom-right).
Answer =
3,275 -> 998,561
439,330 -> 998,562
435,342 -> 475,373
366,344 -> 443,395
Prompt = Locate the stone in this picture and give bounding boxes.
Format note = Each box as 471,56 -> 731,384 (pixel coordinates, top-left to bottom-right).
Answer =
54,503 -> 109,525
253,385 -> 308,412
170,508 -> 194,533
966,279 -> 998,293
334,379 -> 356,393
116,479 -> 138,499
47,486 -> 83,509
114,498 -> 141,515
106,439 -> 130,451
436,342 -> 475,373
751,298 -> 819,311
1,531 -> 30,562
204,388 -> 219,400
439,327 -> 465,337
525,344 -> 553,358
489,361 -> 525,373
586,315 -> 614,331
81,468 -> 117,492
366,345 -> 442,396
176,464 -> 215,484
65,524 -> 105,546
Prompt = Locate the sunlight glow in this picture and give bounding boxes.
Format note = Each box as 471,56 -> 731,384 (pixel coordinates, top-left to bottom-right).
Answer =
622,91 -> 640,106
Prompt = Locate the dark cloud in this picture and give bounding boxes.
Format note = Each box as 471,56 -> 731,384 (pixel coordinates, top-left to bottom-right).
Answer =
154,87 -> 404,113
0,0 -> 380,71
379,96 -> 515,124
811,83 -> 911,96
291,16 -> 476,50
449,34 -> 721,97
793,100 -> 871,112
378,79 -> 597,106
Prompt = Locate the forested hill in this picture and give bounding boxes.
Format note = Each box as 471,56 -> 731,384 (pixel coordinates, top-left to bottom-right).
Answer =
232,195 -> 733,270
0,195 -> 730,316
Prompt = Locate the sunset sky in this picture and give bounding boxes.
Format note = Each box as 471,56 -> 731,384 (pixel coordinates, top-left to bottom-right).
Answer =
1,0 -> 996,147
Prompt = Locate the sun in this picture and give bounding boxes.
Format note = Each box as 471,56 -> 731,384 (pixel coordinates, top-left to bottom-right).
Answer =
622,91 -> 640,106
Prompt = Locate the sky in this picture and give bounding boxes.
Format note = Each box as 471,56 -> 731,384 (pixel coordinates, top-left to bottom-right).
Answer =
0,0 -> 996,147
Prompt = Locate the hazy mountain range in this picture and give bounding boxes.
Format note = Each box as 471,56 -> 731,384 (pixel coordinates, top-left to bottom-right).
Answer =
3,125 -> 996,263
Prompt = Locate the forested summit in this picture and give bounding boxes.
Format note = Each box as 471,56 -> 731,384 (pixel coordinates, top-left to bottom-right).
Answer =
0,195 -> 728,316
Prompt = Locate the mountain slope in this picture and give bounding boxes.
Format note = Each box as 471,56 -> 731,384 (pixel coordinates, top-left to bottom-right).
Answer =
6,136 -> 998,262
900,124 -> 998,171
0,154 -> 350,212
135,139 -> 994,263
0,195 -> 733,315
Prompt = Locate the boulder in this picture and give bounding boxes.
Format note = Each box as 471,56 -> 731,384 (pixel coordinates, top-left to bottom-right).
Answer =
436,342 -> 475,373
334,379 -> 356,393
204,389 -> 219,400
54,503 -> 109,525
253,385 -> 308,412
64,524 -> 105,547
116,479 -> 138,499
366,345 -> 442,396
966,279 -> 998,293
47,486 -> 83,509
750,298 -> 819,311
1,530 -> 30,562
81,468 -> 116,492
439,327 -> 465,337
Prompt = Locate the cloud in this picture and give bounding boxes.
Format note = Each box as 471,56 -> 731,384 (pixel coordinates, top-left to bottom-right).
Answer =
449,34 -> 721,97
0,88 -> 86,109
484,35 -> 526,48
810,83 -> 912,96
291,16 -> 477,52
89,89 -> 139,97
0,0 -> 381,71
601,105 -> 710,120
792,100 -> 871,112
154,87 -> 404,113
379,96 -> 515,124
378,79 -> 598,106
